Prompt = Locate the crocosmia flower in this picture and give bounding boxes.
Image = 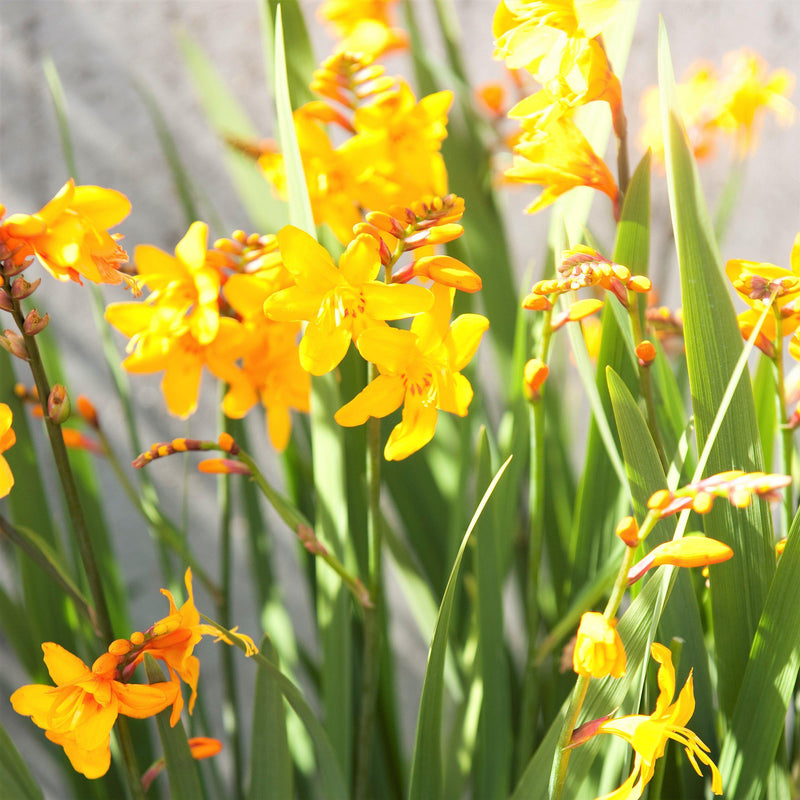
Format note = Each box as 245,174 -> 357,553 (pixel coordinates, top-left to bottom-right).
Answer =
264,226 -> 433,376
0,403 -> 15,498
591,643 -> 722,799
335,284 -> 488,460
0,179 -> 134,291
11,644 -> 177,779
572,611 -> 626,679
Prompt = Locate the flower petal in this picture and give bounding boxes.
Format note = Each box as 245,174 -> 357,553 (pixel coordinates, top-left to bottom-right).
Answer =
335,375 -> 405,426
384,397 -> 438,461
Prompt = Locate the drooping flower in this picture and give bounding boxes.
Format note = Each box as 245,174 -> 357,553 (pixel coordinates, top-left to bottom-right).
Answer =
572,612 -> 626,679
0,402 -> 15,498
627,536 -> 734,585
505,115 -> 619,214
588,643 -> 722,799
0,179 -> 135,291
335,284 -> 488,460
264,226 -> 433,375
11,644 -> 178,779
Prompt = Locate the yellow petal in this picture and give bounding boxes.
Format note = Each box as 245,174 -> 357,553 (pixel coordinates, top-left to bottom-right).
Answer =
162,347 -> 203,418
446,314 -> 489,371
277,225 -> 340,289
115,681 -> 178,719
70,185 -> 131,228
338,233 -> 380,285
175,221 -> 208,269
300,321 -> 351,375
355,326 -> 417,373
42,642 -> 91,685
335,375 -> 405,427
0,455 -> 13,498
361,282 -> 434,321
384,397 -> 438,461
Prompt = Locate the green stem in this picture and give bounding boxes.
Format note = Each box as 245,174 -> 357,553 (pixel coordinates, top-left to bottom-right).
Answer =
355,370 -> 383,800
237,449 -> 370,606
6,291 -> 145,799
549,514 -> 654,800
517,306 -> 553,773
772,307 -> 793,524
629,297 -> 667,470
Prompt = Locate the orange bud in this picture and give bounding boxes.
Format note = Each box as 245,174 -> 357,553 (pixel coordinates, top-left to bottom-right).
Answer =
62,428 -> 104,456
107,639 -> 133,656
627,276 -> 652,293
522,294 -> 552,311
627,536 -> 734,585
615,516 -> 640,547
477,82 -> 505,116
188,737 -> 223,760
198,458 -> 250,476
413,255 -> 482,293
635,340 -> 656,366
776,538 -> 787,557
523,358 -> 549,401
218,432 -> 238,453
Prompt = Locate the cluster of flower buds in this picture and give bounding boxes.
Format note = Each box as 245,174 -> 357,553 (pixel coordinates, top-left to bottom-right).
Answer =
523,245 -> 652,311
310,52 -> 397,128
133,432 -> 240,469
352,194 -> 482,293
211,230 -> 282,276
647,470 -> 791,517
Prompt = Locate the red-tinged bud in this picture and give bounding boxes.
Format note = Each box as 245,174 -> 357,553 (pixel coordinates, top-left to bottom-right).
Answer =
297,523 -> 329,556
391,264 -> 414,284
615,516 -> 639,547
197,458 -> 251,475
0,291 -> 12,312
523,358 -> 549,402
1,330 -> 29,361
11,276 -> 40,299
424,223 -> 464,245
377,236 -> 393,267
353,222 -> 383,239
0,250 -> 33,277
413,255 -> 482,293
218,432 -> 239,454
76,395 -> 99,428
62,428 -> 104,456
366,211 -> 405,238
635,340 -> 656,366
608,278 -> 629,308
568,711 -> 618,749
48,384 -> 71,424
23,309 -> 49,335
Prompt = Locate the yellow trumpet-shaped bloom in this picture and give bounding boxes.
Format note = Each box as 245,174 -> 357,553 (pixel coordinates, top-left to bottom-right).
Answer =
573,612 -> 626,679
264,226 -> 433,376
11,644 -> 177,779
0,179 -> 134,291
0,403 -> 14,498
592,643 -> 722,799
335,284 -> 488,460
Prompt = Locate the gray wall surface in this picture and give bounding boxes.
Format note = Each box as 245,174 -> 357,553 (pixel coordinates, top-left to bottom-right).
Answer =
1,0 -> 799,795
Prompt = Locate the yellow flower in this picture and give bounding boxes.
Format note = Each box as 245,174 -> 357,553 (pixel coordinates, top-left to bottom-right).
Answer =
134,221 -> 222,345
318,0 -> 407,56
627,536 -> 734,585
493,0 -> 620,72
592,643 -> 722,799
11,644 -> 177,779
505,115 -> 619,214
0,179 -> 134,291
223,273 -> 310,450
335,284 -> 488,460
713,50 -> 794,157
573,612 -> 626,679
0,403 -> 14,498
104,302 -> 244,418
264,226 -> 433,375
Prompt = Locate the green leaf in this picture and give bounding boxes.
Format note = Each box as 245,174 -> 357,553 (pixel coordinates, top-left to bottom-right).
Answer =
717,504 -> 800,800
752,353 -> 777,470
249,636 -> 293,799
177,30 -> 287,232
0,716 -> 44,800
659,19 -> 774,717
407,456 -> 511,800
144,656 -> 204,800
473,430 -> 511,800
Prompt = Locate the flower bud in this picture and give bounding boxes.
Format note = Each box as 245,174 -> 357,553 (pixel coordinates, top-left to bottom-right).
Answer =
0,330 -> 29,361
366,211 -> 405,238
23,309 -> 49,336
48,385 -> 71,424
573,612 -> 626,678
76,395 -> 99,428
635,340 -> 656,366
523,358 -> 549,402
615,515 -> 640,547
198,458 -> 250,475
11,276 -> 40,299
522,293 -> 552,311
0,291 -> 12,312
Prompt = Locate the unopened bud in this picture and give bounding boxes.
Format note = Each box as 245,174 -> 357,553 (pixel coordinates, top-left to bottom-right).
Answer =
198,458 -> 251,475
0,291 -> 12,312
11,276 -> 40,300
23,309 -> 49,335
1,330 -> 29,361
366,211 -> 405,238
218,432 -> 239,454
48,385 -> 71,424
615,516 -> 640,547
523,358 -> 549,402
522,293 -> 552,311
635,340 -> 656,366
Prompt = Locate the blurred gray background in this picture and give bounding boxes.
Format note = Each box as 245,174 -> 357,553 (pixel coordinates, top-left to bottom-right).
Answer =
1,0 -> 799,795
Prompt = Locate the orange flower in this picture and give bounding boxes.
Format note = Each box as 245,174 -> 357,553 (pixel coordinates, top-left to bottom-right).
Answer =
0,403 -> 15,498
0,179 -> 135,291
505,115 -> 619,214
11,644 -> 177,779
